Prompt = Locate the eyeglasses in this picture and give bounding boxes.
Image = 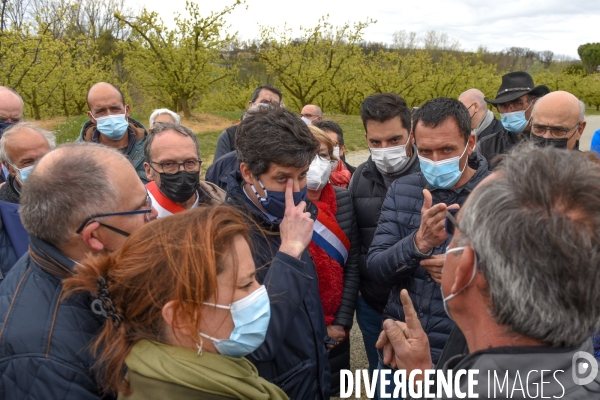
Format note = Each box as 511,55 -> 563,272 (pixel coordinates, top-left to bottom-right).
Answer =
301,114 -> 317,119
496,98 -> 531,113
75,194 -> 153,236
531,123 -> 580,139
445,209 -> 460,237
150,159 -> 202,174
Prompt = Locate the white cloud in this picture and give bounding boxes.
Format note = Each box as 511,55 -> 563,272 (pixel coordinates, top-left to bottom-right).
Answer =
131,0 -> 599,58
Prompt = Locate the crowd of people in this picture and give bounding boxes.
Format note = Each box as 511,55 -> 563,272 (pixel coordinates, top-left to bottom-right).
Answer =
0,70 -> 598,400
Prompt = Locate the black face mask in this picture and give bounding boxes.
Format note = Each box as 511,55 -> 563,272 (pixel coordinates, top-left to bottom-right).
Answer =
158,170 -> 199,203
530,134 -> 568,149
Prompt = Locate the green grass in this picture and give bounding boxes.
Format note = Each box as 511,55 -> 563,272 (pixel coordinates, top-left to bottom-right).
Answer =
324,114 -> 367,152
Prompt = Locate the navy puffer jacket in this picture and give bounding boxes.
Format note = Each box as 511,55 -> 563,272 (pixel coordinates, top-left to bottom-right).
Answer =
0,236 -> 113,399
224,171 -> 330,400
367,153 -> 490,363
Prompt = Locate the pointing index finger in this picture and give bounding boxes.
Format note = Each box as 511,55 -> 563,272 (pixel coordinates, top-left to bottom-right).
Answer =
400,289 -> 423,333
284,178 -> 294,209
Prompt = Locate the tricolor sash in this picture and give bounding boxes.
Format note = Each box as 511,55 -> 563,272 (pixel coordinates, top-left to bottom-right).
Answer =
311,209 -> 350,266
146,181 -> 186,218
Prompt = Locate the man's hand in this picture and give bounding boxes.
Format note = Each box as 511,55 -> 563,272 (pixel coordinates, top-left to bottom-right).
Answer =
414,189 -> 458,254
326,325 -> 346,349
279,179 -> 314,259
420,254 -> 444,284
375,290 -> 432,373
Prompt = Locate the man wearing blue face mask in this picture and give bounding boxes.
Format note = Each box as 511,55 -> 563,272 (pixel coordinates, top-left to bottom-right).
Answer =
0,122 -> 54,276
0,87 -> 24,185
477,71 -> 550,169
367,97 -> 490,397
78,82 -> 150,183
224,107 -> 331,400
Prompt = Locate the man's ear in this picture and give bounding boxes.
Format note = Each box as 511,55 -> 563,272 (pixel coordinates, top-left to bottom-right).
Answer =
81,221 -> 105,252
576,121 -> 586,141
125,104 -> 130,120
144,162 -> 155,182
467,134 -> 476,155
239,163 -> 255,185
450,246 -> 476,294
87,110 -> 95,123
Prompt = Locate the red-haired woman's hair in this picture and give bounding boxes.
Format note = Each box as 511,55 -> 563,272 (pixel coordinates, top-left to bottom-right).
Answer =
63,206 -> 250,395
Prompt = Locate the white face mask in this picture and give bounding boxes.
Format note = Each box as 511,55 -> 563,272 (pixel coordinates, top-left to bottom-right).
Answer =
370,141 -> 410,174
441,246 -> 478,321
301,116 -> 312,125
332,146 -> 340,159
307,155 -> 332,191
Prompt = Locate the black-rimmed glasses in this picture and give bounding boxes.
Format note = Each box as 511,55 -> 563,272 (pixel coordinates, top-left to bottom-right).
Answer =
149,159 -> 202,174
531,123 -> 580,139
75,194 -> 153,236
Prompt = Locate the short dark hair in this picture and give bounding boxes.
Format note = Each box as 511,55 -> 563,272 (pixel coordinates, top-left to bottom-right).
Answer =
360,93 -> 411,133
413,97 -> 471,144
144,123 -> 200,162
86,83 -> 126,109
250,85 -> 283,104
314,120 -> 345,146
236,108 -> 319,177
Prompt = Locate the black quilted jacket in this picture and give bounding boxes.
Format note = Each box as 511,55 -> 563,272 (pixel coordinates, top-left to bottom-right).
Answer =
367,153 -> 490,363
0,236 -> 113,399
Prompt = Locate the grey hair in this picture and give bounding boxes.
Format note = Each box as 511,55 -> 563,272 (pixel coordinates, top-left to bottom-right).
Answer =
20,142 -> 121,248
149,108 -> 181,126
457,143 -> 600,347
0,122 -> 56,164
242,103 -> 279,120
144,122 -> 199,162
578,100 -> 585,123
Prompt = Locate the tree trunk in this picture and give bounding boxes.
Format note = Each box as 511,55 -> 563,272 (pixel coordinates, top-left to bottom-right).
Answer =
32,90 -> 41,120
180,96 -> 191,118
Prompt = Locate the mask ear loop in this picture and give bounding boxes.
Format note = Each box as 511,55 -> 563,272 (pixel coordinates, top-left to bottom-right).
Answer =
196,337 -> 203,356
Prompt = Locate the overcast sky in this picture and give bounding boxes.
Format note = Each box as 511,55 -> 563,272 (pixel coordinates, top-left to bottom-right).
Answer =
132,0 -> 599,58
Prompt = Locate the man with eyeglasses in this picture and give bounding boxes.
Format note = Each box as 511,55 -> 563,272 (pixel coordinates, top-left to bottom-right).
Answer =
477,71 -> 550,169
0,123 -> 55,276
376,144 -> 600,398
0,143 -> 157,399
529,91 -> 586,150
300,104 -> 323,125
143,123 -> 225,218
0,143 -> 156,400
212,85 -> 283,162
79,82 -> 150,183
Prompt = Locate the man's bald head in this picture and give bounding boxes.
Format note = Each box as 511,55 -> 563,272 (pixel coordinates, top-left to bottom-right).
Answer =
0,86 -> 24,125
21,143 -> 126,248
459,89 -> 487,130
531,91 -> 585,150
86,82 -> 125,110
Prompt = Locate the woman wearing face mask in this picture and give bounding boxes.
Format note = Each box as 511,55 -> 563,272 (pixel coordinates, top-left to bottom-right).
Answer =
306,125 -> 360,396
63,206 -> 288,400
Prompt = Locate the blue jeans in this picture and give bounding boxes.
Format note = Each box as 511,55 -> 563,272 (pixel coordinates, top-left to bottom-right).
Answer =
355,295 -> 382,376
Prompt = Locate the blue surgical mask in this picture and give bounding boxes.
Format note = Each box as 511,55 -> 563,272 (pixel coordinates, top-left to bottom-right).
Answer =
500,110 -> 528,133
441,246 -> 477,321
0,121 -> 14,136
418,142 -> 469,189
94,113 -> 129,140
11,164 -> 34,184
200,285 -> 271,358
250,179 -> 307,221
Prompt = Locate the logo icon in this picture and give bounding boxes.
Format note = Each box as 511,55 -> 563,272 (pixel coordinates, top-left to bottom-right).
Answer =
572,351 -> 599,386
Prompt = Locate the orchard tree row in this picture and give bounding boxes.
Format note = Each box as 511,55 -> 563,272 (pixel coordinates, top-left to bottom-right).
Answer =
1,0 -> 600,119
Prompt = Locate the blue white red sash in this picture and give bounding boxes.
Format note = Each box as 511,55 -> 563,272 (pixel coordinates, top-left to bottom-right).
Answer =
146,181 -> 186,218
311,209 -> 350,266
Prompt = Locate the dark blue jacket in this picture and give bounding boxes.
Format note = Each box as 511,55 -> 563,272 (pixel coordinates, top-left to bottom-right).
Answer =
0,236 -> 112,399
0,200 -> 29,279
205,150 -> 239,191
367,153 -> 490,363
225,171 -> 330,400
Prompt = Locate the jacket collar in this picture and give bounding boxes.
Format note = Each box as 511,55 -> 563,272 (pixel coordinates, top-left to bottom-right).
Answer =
29,236 -> 75,281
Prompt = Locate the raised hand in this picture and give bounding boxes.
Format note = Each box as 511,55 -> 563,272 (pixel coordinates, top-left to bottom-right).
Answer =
376,290 -> 432,372
414,189 -> 459,254
279,179 -> 314,259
